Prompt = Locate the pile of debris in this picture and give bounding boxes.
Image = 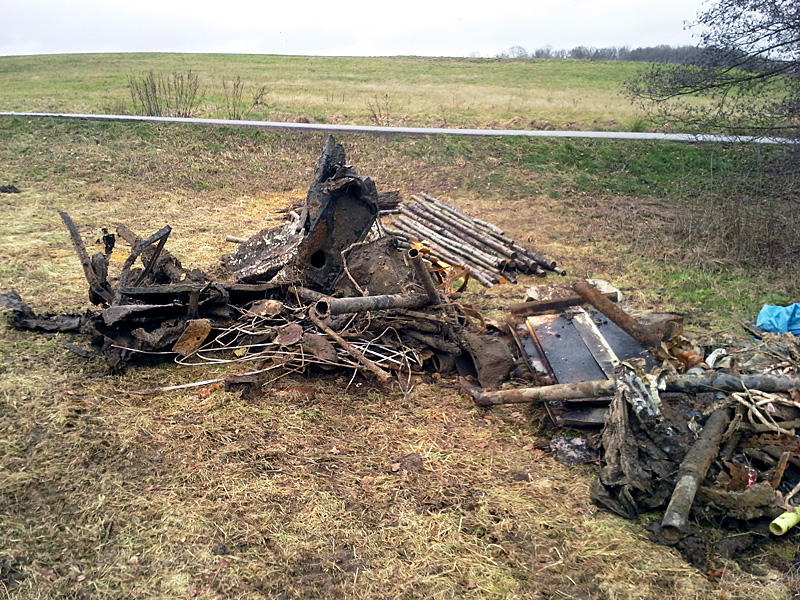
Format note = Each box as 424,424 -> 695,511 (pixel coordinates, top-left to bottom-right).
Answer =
3,136 -> 799,570
2,136 -> 561,389
465,279 -> 800,567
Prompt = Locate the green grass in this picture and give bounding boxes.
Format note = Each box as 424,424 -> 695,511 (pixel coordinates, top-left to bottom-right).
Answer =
402,135 -> 746,199
0,53 -> 655,130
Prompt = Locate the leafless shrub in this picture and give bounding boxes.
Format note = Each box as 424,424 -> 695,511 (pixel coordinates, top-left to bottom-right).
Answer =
251,85 -> 268,109
367,94 -> 392,126
670,146 -> 800,276
222,76 -> 246,120
129,70 -> 203,118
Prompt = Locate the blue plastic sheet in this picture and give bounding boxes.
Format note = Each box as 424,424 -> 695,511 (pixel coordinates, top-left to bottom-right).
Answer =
757,303 -> 800,336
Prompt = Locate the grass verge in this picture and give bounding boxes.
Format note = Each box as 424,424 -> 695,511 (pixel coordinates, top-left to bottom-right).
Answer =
1,117 -> 798,599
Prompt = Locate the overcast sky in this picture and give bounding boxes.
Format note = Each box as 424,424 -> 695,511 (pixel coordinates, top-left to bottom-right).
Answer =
2,0 -> 709,57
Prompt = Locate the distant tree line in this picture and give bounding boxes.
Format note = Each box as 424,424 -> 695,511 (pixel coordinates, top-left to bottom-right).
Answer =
494,45 -> 711,65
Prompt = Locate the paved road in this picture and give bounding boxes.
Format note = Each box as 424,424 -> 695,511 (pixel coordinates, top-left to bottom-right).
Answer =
0,111 -> 793,145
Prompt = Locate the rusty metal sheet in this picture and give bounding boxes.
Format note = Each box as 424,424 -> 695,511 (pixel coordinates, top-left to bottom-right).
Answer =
526,314 -> 607,384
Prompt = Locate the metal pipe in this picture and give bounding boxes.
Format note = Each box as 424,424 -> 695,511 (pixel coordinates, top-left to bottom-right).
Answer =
416,194 -> 567,275
315,293 -> 430,316
408,248 -> 441,305
513,244 -> 558,271
396,214 -> 504,271
289,286 -> 327,303
406,200 -> 517,260
662,408 -> 731,530
465,373 -> 800,407
419,193 -> 516,244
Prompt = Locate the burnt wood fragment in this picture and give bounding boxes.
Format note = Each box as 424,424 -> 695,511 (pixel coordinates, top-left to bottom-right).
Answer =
59,211 -> 114,305
0,291 -> 92,332
116,224 -> 188,284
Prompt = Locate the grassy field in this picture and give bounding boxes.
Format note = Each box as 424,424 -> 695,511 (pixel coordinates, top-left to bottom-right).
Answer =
0,55 -> 799,599
0,53 -> 654,130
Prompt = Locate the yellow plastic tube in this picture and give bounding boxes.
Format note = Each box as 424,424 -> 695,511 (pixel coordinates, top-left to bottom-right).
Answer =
770,508 -> 800,536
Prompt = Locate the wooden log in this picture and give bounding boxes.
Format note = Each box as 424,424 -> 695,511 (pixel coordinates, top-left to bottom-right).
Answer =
573,280 -> 662,349
661,408 -> 731,529
467,373 -> 800,406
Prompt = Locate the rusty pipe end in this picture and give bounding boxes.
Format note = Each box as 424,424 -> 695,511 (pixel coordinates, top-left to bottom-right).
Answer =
314,299 -> 331,317
408,248 -> 441,305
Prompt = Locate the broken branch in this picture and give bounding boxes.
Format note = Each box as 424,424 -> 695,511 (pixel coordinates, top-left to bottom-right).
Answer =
466,373 -> 800,407
308,308 -> 390,383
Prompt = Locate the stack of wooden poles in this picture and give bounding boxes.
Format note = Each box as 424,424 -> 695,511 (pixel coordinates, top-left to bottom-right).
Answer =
382,193 -> 565,287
